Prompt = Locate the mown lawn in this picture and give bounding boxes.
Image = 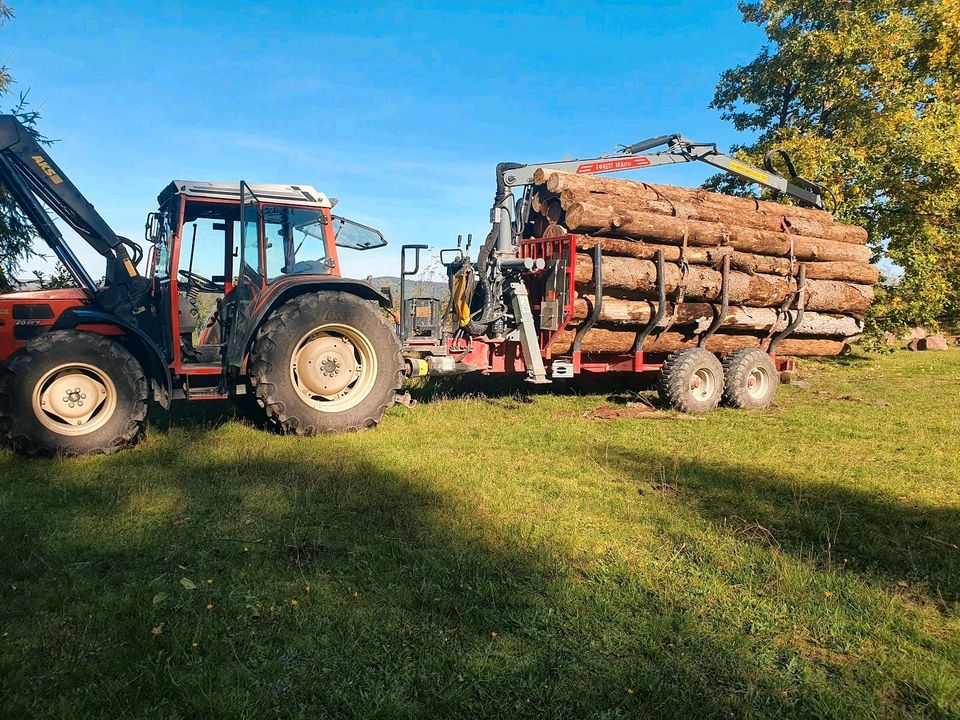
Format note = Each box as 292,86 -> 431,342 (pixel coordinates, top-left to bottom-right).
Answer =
1,349 -> 959,719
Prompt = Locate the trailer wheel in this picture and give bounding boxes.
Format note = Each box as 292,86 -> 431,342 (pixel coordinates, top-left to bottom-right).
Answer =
658,347 -> 724,413
722,348 -> 779,409
248,292 -> 403,435
0,331 -> 148,456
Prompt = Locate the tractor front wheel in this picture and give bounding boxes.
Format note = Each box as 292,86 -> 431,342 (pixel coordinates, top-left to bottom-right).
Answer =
0,331 -> 149,456
248,292 -> 403,435
657,347 -> 724,413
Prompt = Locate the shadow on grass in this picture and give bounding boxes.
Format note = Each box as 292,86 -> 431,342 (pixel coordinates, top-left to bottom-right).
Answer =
147,398 -> 239,432
407,371 -> 661,405
609,446 -> 960,605
1,429 -> 955,718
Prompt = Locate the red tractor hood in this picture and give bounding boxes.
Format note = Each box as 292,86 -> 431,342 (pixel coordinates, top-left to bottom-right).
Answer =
0,287 -> 91,302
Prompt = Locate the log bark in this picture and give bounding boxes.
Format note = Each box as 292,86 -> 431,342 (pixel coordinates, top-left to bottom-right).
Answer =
555,187 -> 867,245
575,253 -> 874,314
550,328 -> 847,356
534,168 -> 868,245
573,236 -> 878,283
571,297 -> 864,337
561,202 -> 871,263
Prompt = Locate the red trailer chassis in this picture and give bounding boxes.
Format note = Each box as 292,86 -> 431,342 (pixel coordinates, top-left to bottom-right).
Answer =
425,234 -> 797,379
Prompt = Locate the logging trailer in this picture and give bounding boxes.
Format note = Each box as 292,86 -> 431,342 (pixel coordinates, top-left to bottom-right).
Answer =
0,115 -> 830,455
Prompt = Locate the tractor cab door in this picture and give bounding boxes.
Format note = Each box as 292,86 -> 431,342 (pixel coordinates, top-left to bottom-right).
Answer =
225,182 -> 266,368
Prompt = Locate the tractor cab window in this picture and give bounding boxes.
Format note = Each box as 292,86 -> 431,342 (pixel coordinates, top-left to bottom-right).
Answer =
331,216 -> 386,250
148,205 -> 176,280
262,206 -> 335,282
154,236 -> 171,280
174,200 -> 241,365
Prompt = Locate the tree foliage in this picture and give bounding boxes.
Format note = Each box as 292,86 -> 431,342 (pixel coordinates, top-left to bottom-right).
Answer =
710,0 -> 960,333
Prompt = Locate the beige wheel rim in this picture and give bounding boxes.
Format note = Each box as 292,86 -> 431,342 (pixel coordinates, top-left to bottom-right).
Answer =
745,365 -> 770,400
289,323 -> 378,413
32,362 -> 117,436
690,366 -> 717,402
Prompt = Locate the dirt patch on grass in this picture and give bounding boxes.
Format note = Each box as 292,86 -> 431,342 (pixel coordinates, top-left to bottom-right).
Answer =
586,404 -> 670,420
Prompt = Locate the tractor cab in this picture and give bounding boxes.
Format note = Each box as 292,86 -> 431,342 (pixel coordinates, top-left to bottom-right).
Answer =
146,181 -> 387,377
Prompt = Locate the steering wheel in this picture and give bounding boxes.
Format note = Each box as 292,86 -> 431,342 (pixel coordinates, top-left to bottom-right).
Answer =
178,269 -> 221,294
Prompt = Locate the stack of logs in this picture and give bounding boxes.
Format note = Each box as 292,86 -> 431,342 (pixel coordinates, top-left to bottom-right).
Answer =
529,169 -> 877,357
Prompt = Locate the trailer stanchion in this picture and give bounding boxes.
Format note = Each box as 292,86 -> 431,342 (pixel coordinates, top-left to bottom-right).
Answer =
631,249 -> 666,372
767,265 -> 806,357
698,254 -> 730,349
572,243 -> 603,373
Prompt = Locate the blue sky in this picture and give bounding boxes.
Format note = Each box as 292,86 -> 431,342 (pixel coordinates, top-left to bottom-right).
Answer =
3,1 -> 765,280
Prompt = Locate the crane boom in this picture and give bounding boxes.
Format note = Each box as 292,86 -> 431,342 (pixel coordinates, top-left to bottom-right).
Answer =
501,133 -> 830,210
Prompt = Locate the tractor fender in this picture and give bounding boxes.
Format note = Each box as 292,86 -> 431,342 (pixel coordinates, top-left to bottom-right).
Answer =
53,308 -> 173,409
235,277 -> 394,367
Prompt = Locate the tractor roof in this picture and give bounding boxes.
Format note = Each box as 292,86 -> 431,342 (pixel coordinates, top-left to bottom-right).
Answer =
158,181 -> 333,208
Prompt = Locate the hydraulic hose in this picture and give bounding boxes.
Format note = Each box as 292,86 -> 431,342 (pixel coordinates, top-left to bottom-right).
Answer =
465,161 -> 523,336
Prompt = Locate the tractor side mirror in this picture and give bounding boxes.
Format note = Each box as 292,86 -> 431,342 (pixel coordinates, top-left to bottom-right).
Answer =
144,211 -> 163,244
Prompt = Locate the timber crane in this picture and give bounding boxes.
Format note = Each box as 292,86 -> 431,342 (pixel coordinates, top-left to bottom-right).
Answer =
487,133 -> 831,275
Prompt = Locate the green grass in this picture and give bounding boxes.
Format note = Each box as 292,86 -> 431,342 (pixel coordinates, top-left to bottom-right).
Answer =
2,350 -> 959,719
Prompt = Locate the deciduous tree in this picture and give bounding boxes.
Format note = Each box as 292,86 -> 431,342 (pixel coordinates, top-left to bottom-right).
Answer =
710,0 -> 960,334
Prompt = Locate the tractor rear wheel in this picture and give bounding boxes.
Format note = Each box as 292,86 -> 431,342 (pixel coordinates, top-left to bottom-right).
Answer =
722,348 -> 779,409
248,292 -> 403,435
657,347 -> 724,413
0,330 -> 149,456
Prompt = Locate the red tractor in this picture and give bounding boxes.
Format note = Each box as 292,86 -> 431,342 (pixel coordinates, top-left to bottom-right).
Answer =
0,116 -> 403,454
0,116 -> 825,455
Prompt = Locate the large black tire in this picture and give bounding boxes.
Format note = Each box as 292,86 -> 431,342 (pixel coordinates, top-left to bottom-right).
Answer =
722,348 -> 779,409
248,292 -> 403,435
0,331 -> 148,456
657,347 -> 724,413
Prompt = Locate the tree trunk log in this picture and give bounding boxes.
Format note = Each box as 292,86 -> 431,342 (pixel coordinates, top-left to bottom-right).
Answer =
550,328 -> 847,356
555,187 -> 867,245
573,236 -> 878,283
575,253 -> 874,314
562,202 -> 871,263
571,297 -> 864,337
534,168 -> 868,244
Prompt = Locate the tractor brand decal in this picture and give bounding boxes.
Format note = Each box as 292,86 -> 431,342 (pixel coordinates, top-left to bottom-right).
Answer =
576,157 -> 651,174
31,155 -> 64,185
14,319 -> 42,326
728,159 -> 769,185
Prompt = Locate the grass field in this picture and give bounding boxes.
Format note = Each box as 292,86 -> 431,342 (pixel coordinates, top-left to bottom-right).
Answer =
1,349 -> 959,719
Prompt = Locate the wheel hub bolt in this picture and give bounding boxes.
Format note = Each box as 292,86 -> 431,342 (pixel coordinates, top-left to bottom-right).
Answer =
320,357 -> 341,377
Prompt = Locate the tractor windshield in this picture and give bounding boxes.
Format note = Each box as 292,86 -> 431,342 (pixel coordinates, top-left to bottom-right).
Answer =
263,206 -> 387,282
263,206 -> 333,281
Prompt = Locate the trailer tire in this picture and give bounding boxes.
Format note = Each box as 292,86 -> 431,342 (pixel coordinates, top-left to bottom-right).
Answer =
248,292 -> 403,435
722,348 -> 779,409
0,330 -> 148,456
657,347 -> 724,413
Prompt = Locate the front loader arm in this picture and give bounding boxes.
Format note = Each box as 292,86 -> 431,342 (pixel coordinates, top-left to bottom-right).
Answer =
0,114 -> 149,317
